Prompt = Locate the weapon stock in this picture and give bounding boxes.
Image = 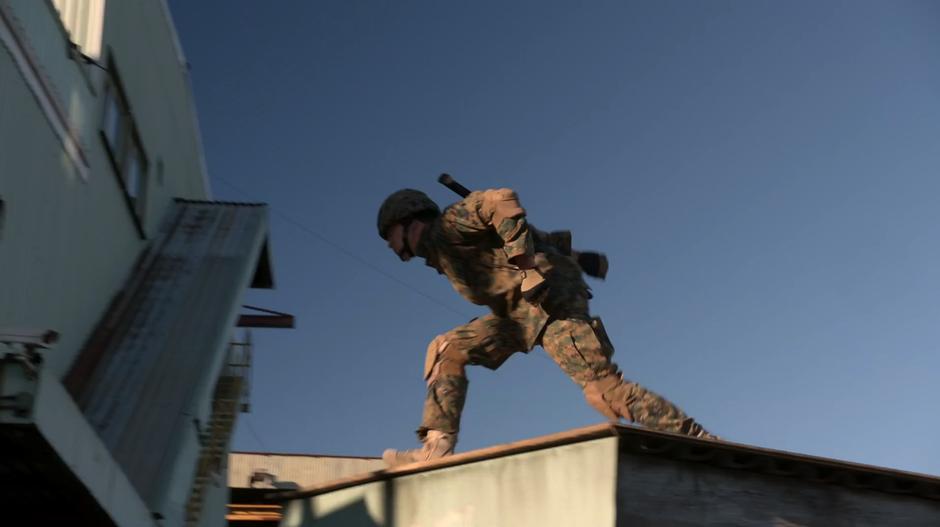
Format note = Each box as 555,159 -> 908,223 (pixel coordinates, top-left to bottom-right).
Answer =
438,173 -> 471,198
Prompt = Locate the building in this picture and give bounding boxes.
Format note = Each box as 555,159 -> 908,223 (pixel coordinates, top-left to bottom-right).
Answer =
226,452 -> 384,526
0,1 -> 285,525
274,424 -> 940,526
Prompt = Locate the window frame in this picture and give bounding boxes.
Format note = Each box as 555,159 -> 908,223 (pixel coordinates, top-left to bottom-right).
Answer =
99,53 -> 148,238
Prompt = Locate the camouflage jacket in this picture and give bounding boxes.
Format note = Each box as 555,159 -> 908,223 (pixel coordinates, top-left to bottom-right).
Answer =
420,189 -> 591,333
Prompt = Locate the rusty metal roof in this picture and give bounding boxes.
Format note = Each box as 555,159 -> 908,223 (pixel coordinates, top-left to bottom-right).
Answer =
274,423 -> 940,503
173,199 -> 274,289
64,199 -> 272,508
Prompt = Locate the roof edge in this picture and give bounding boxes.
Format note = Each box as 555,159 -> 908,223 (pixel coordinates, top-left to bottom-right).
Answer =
271,423 -> 619,501
614,423 -> 940,482
230,451 -> 381,461
612,424 -> 940,500
271,422 -> 940,503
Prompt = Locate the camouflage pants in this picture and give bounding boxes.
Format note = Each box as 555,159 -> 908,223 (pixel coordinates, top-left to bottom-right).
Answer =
418,307 -> 713,440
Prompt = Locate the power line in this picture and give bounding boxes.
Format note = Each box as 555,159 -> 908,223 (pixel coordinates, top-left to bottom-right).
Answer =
213,177 -> 561,368
243,415 -> 269,451
213,177 -> 473,321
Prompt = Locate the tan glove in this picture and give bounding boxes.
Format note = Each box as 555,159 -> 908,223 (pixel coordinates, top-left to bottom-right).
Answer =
521,268 -> 548,304
575,251 -> 608,279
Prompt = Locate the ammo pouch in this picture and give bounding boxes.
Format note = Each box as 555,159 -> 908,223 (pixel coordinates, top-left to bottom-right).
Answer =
534,229 -> 607,279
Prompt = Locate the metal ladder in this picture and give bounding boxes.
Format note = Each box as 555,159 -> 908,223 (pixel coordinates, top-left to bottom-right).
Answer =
185,333 -> 252,526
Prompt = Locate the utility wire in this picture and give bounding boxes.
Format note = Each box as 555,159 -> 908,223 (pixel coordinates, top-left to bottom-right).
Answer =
213,177 -> 473,321
214,177 -> 561,367
243,415 -> 269,451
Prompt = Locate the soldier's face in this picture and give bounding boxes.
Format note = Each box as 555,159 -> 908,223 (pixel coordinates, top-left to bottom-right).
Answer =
387,222 -> 412,261
387,220 -> 425,262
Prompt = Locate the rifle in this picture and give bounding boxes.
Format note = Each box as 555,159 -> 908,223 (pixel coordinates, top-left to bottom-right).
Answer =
438,173 -> 471,198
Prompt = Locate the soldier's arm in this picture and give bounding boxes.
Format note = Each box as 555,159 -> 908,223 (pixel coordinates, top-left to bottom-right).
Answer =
477,188 -> 535,268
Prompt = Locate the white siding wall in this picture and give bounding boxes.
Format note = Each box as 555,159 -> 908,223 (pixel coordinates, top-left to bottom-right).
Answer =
1,2 -> 218,526
0,0 -> 209,378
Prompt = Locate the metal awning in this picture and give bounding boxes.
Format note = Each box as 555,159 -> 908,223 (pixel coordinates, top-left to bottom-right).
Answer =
61,199 -> 273,512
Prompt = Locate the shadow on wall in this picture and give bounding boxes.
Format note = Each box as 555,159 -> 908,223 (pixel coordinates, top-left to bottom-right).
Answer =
281,479 -> 395,527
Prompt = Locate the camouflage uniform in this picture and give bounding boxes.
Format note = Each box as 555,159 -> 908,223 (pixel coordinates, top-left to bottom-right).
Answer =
414,189 -> 713,440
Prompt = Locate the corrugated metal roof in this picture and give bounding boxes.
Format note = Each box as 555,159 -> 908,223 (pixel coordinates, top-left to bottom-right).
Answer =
275,423 -> 940,503
229,452 -> 384,489
64,200 -> 272,508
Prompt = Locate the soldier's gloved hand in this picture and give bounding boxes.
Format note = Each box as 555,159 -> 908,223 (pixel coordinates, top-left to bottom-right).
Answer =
576,251 -> 608,279
521,268 -> 548,304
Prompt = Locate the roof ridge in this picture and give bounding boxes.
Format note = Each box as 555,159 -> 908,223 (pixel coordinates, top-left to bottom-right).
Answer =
230,451 -> 382,460
272,423 -> 940,502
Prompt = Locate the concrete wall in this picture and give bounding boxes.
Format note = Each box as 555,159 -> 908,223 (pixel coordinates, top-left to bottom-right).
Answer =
0,0 -> 209,379
276,425 -> 940,527
615,453 -> 940,526
281,437 -> 618,527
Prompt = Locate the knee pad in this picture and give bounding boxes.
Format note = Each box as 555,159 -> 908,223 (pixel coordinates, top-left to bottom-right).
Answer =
423,333 -> 468,384
424,334 -> 448,382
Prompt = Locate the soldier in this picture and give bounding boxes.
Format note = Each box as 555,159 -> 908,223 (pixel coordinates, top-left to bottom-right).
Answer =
378,187 -> 716,467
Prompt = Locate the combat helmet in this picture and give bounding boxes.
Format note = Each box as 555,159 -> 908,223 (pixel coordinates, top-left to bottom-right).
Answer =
377,189 -> 440,239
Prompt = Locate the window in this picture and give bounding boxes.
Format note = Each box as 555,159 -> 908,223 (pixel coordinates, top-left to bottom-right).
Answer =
100,61 -> 148,235
102,85 -> 122,150
124,139 -> 144,200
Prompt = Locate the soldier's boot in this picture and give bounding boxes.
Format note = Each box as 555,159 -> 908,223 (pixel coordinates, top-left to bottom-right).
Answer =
584,373 -> 719,440
383,333 -> 469,469
382,429 -> 457,468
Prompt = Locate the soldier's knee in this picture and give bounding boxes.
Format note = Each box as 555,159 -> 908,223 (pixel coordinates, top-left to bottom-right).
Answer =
423,333 -> 469,385
582,381 -> 619,421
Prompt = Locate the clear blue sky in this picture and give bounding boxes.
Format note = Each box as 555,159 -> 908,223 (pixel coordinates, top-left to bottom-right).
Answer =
167,0 -> 940,476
